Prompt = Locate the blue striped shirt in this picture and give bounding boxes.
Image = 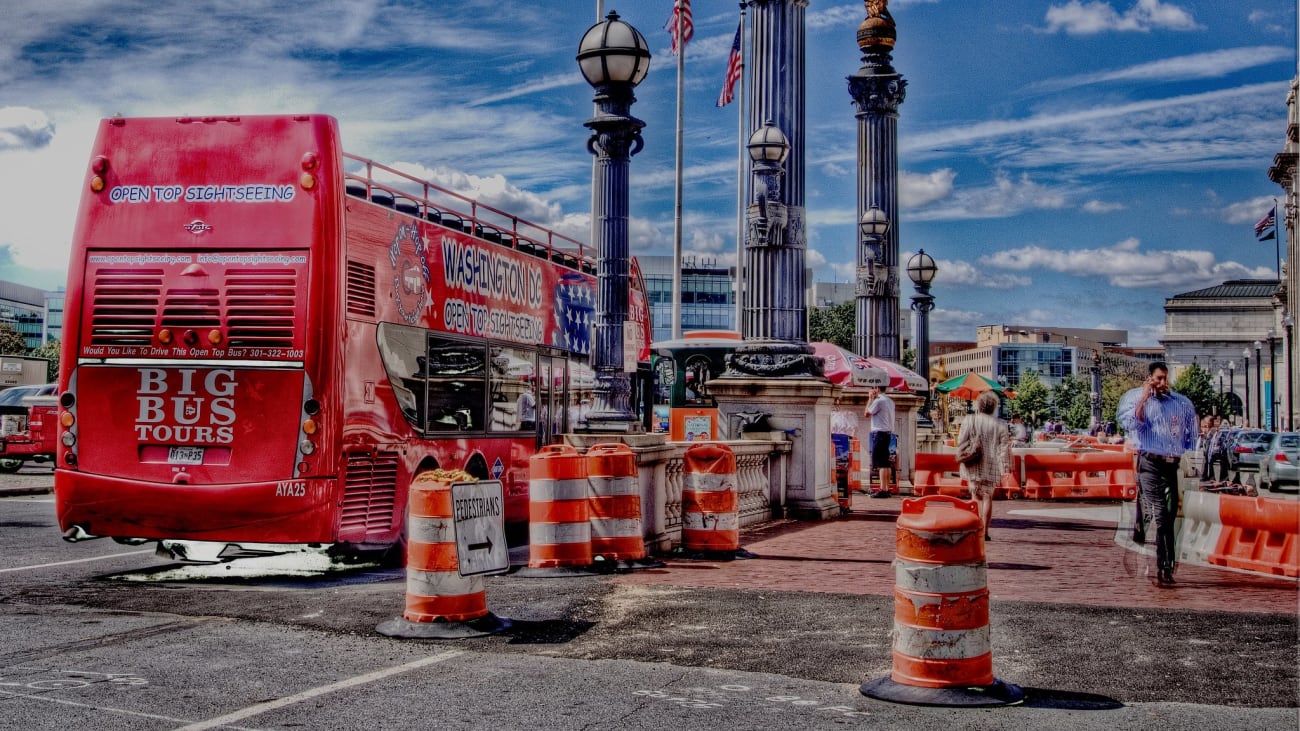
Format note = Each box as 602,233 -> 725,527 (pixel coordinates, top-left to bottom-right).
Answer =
1116,387 -> 1198,458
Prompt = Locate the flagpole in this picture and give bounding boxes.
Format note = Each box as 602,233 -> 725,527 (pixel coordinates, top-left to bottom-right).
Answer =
1275,198 -> 1282,279
670,2 -> 686,340
734,1 -> 747,334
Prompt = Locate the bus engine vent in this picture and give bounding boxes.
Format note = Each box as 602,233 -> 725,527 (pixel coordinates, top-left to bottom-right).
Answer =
224,269 -> 299,348
342,452 -> 400,533
346,260 -> 376,318
89,268 -> 165,346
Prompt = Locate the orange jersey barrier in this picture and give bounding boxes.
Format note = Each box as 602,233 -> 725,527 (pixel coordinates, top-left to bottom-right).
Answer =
402,474 -> 488,623
586,443 -> 646,561
528,444 -> 592,569
681,442 -> 740,552
1021,451 -> 1136,500
1208,494 -> 1299,578
913,453 -> 968,498
913,453 -> 1021,500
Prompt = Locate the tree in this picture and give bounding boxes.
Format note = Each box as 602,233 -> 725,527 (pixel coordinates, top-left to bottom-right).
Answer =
30,339 -> 60,382
1050,374 -> 1092,430
0,323 -> 24,356
1172,363 -> 1222,418
808,301 -> 854,350
1007,371 -> 1050,435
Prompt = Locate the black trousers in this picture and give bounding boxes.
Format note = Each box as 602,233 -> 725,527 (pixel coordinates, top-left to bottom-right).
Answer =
1136,453 -> 1180,572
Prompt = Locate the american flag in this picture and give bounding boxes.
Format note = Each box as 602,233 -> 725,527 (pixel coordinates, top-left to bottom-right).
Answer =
665,0 -> 693,55
1254,206 -> 1276,241
716,20 -> 742,107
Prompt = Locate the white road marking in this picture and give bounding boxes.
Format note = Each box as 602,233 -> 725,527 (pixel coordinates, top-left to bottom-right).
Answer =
0,550 -> 154,574
0,689 -> 257,729
173,650 -> 465,731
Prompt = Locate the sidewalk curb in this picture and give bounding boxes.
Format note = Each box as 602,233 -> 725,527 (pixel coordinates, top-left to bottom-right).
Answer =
0,486 -> 53,497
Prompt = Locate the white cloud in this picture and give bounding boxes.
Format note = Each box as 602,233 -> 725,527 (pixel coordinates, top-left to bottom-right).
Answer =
1082,199 -> 1125,213
1043,0 -> 1201,35
0,106 -> 54,151
908,171 -> 1067,221
1029,46 -> 1293,92
981,237 -> 1275,289
927,258 -> 1032,289
1220,195 -> 1277,225
900,169 -> 956,208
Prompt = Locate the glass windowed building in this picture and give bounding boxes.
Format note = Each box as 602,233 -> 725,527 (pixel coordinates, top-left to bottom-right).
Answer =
639,255 -> 736,343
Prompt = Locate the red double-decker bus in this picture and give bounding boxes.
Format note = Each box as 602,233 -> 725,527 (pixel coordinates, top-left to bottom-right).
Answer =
56,114 -> 649,561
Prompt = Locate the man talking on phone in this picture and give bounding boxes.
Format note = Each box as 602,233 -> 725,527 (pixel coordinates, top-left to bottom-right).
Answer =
1117,361 -> 1198,586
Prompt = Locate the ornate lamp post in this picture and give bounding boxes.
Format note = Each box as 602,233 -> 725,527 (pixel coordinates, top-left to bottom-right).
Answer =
1228,360 -> 1236,423
1267,330 -> 1277,431
1091,350 -> 1103,430
855,208 -> 889,357
1243,348 -> 1252,427
1285,314 -> 1295,430
577,11 -> 650,430
1254,339 -> 1263,430
1217,368 -> 1225,416
906,249 -> 936,428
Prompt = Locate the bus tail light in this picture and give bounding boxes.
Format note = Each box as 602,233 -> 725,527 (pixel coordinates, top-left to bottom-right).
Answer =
90,155 -> 109,192
158,328 -> 174,345
182,329 -> 199,346
301,418 -> 318,436
298,439 -> 316,455
300,172 -> 317,190
207,329 -> 223,346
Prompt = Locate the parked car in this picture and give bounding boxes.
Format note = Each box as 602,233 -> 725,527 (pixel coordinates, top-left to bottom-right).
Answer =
1258,432 -> 1299,491
0,383 -> 56,435
1227,430 -> 1275,472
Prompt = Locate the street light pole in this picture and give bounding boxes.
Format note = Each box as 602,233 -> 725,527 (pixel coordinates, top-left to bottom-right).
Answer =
577,11 -> 650,431
1091,350 -> 1103,429
1243,349 -> 1251,427
1285,314 -> 1295,430
1228,361 -> 1235,423
906,249 -> 936,429
1254,340 -> 1263,431
855,208 -> 888,358
1267,330 -> 1277,431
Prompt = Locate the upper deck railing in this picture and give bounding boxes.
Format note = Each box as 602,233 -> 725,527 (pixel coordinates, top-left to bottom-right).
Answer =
343,153 -> 596,275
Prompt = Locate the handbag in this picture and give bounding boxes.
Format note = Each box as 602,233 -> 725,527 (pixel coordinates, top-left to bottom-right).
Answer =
956,427 -> 982,466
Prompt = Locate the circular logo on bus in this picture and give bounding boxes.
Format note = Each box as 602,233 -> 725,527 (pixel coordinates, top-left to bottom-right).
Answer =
389,222 -> 430,325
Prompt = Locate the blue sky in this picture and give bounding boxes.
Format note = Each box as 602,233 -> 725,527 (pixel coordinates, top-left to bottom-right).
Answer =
0,0 -> 1295,346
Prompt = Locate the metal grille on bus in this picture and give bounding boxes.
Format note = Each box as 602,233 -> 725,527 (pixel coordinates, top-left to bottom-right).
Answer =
89,268 -> 164,346
346,260 -> 376,318
342,452 -> 400,533
87,267 -> 300,348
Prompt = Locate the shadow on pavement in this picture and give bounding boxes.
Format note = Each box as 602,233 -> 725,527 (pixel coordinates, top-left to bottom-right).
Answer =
1017,686 -> 1125,710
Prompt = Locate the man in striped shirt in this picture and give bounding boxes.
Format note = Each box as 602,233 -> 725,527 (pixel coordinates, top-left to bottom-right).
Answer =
1117,361 -> 1199,586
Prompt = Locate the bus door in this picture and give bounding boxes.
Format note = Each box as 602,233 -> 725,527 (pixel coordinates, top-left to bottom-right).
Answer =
538,354 -> 564,445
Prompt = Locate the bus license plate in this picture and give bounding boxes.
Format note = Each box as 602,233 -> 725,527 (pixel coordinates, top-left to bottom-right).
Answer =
167,446 -> 205,465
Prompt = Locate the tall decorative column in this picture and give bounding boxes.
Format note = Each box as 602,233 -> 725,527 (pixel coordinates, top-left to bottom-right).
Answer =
711,0 -> 840,520
848,0 -> 906,361
577,12 -> 650,431
727,0 -> 817,378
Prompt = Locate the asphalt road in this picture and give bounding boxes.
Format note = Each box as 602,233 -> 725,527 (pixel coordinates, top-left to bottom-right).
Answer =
2,469 -> 1297,730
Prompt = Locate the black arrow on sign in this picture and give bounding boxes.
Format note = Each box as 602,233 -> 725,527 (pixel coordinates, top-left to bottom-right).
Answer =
468,536 -> 494,552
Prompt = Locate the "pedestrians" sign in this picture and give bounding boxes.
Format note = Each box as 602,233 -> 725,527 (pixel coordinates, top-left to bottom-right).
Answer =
450,480 -> 509,577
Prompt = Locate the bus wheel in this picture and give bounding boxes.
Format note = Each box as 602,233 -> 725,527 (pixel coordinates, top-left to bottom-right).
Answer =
0,457 -> 23,473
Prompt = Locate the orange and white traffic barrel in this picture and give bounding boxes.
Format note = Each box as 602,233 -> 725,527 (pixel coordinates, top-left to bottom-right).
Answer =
377,472 -> 508,639
861,495 -> 1021,706
586,442 -> 647,562
520,444 -> 594,576
849,437 -> 866,494
681,442 -> 744,556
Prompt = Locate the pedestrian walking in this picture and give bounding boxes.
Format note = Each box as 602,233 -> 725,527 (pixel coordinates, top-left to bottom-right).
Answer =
864,385 -> 895,496
956,391 -> 1011,540
1117,361 -> 1198,586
